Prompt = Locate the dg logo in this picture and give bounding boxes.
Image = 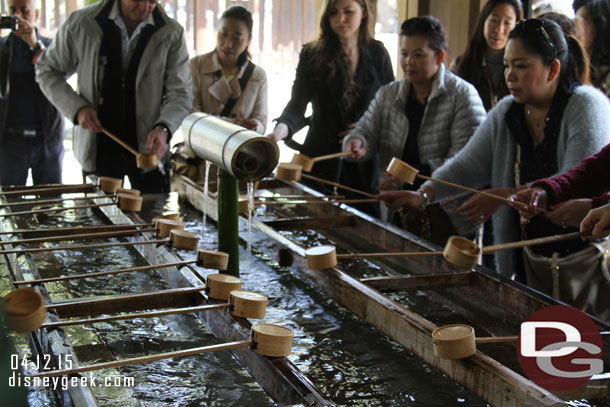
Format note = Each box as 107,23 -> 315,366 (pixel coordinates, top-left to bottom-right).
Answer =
518,305 -> 604,391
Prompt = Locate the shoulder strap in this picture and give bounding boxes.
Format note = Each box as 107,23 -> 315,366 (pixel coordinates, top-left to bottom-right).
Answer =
220,61 -> 255,117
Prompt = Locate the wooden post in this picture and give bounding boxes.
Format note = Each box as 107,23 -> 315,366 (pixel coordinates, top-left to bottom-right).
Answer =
193,0 -> 207,55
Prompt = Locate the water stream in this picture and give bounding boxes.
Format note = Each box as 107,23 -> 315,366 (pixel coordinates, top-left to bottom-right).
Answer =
202,160 -> 211,236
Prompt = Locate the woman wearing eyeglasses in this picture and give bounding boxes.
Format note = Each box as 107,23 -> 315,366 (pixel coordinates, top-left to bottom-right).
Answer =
573,0 -> 610,98
189,5 -> 267,134
452,0 -> 522,111
378,18 -> 610,280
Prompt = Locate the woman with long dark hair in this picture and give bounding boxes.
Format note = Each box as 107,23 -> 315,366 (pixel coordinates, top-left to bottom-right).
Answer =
190,5 -> 267,133
573,0 -> 610,97
453,0 -> 522,110
267,0 -> 394,213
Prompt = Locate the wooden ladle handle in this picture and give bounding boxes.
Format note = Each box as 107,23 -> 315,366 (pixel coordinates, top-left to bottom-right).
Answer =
101,127 -> 139,157
311,151 -> 352,162
416,174 -> 548,214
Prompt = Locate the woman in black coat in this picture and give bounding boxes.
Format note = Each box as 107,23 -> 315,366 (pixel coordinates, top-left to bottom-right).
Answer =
267,0 -> 394,214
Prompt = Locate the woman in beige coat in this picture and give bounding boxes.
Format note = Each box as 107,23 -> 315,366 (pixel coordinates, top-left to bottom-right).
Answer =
189,5 -> 268,134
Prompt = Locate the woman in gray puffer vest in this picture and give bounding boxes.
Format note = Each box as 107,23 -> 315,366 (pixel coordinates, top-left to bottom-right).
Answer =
343,16 -> 486,244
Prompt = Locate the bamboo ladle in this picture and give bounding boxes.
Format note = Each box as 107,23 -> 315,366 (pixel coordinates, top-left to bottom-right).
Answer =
0,228 -> 200,255
291,151 -> 353,172
275,163 -> 377,199
32,323 -> 294,378
0,194 -> 143,218
41,290 -> 268,329
0,218 -> 186,246
0,193 -> 121,209
100,127 -> 157,169
0,183 -> 97,197
0,227 -> 158,246
13,250 -> 230,286
0,222 -> 155,237
306,231 -> 585,271
386,157 -> 548,214
3,288 -> 47,333
432,324 -> 610,359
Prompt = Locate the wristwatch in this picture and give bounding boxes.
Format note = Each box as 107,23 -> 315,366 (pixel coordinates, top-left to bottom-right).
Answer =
155,124 -> 170,137
418,189 -> 430,208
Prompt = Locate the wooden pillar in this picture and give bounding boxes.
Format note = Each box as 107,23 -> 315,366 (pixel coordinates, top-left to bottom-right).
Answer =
396,0 -> 419,78
193,0 -> 208,55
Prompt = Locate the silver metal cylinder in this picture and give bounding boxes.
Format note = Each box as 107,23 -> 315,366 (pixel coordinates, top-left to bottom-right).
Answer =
181,113 -> 279,181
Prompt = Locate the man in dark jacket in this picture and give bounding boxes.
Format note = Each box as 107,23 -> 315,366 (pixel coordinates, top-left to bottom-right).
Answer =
0,0 -> 64,186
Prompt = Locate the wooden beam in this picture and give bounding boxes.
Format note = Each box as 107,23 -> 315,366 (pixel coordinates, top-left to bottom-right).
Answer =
361,272 -> 474,290
48,287 -> 206,318
263,215 -> 356,230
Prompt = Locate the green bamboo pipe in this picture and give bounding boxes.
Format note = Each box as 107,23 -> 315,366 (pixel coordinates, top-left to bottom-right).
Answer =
217,169 -> 239,277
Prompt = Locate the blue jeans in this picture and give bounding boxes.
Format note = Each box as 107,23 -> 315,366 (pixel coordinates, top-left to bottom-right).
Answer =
0,140 -> 64,186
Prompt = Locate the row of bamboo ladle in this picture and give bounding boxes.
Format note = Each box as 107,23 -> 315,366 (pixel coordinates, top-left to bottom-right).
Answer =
274,155 -> 546,214
277,155 -> 604,360
0,177 -> 143,216
1,220 -> 295,375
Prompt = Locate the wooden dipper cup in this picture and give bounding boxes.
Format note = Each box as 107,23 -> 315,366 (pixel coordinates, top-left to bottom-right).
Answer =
117,193 -> 143,212
442,236 -> 481,270
229,290 -> 267,319
432,324 -> 476,359
291,152 -> 352,173
251,324 -> 293,357
386,157 -> 547,213
99,176 -> 123,194
196,250 -> 229,270
101,127 -> 157,169
306,246 -> 338,270
290,153 -> 315,172
33,324 -> 294,378
153,213 -> 181,223
136,152 -> 158,169
205,273 -> 242,300
3,288 -> 47,333
156,219 -> 184,237
169,229 -> 200,250
116,187 -> 141,196
275,163 -> 303,181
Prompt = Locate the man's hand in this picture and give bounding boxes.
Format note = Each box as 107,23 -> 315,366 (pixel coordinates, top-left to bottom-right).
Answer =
76,106 -> 102,132
266,123 -> 289,142
146,126 -> 168,159
13,16 -> 37,47
344,138 -> 367,159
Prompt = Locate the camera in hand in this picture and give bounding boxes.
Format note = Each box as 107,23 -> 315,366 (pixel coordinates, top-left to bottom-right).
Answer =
0,16 -> 18,30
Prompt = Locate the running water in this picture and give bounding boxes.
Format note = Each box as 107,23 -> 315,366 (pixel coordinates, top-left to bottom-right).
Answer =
202,160 -> 211,239
247,179 -> 255,253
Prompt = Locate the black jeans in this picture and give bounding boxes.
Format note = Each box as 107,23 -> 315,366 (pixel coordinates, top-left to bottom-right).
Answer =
0,139 -> 63,186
